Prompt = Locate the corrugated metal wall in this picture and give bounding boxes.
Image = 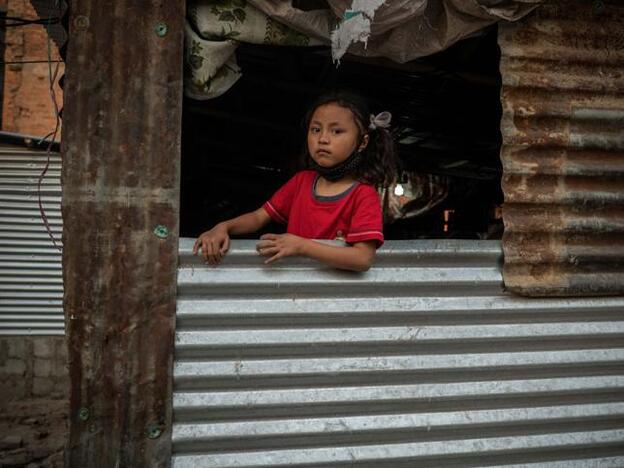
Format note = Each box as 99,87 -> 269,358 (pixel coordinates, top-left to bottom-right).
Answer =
499,0 -> 624,296
173,239 -> 624,467
0,143 -> 63,334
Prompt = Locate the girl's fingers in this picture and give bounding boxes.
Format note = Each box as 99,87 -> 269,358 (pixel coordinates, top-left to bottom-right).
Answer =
201,240 -> 209,261
265,251 -> 283,264
211,241 -> 221,265
256,239 -> 276,251
258,246 -> 279,257
220,237 -> 230,255
260,233 -> 279,241
193,237 -> 200,255
206,240 -> 217,264
197,238 -> 228,266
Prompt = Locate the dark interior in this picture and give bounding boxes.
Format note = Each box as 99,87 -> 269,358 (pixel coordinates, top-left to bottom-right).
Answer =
181,24 -> 504,240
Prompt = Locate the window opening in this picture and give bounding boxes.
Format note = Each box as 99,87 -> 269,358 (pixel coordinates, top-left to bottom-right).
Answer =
181,26 -> 503,241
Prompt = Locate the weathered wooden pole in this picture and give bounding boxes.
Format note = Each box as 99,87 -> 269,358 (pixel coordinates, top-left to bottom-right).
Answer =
61,1 -> 184,466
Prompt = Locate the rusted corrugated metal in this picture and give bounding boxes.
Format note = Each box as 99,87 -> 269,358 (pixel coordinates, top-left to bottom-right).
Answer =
61,1 -> 184,466
498,0 -> 624,296
173,239 -> 624,467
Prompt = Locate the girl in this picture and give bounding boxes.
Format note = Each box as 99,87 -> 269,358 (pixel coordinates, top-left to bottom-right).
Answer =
193,91 -> 397,271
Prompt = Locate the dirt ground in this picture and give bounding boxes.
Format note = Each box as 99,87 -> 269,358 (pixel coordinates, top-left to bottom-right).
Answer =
0,398 -> 67,467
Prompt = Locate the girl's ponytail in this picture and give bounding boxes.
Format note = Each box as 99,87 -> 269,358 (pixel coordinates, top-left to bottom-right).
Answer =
359,122 -> 397,188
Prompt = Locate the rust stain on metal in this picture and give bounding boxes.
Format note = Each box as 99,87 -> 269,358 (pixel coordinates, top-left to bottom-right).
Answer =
499,0 -> 624,296
61,1 -> 184,466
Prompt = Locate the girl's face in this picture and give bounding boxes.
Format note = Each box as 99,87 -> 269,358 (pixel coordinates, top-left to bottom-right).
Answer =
307,102 -> 369,169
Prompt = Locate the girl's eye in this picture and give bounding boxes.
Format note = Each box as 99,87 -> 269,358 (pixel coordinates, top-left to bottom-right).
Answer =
332,129 -> 344,135
310,127 -> 320,133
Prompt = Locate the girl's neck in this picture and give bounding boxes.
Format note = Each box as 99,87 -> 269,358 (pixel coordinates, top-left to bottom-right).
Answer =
315,175 -> 356,197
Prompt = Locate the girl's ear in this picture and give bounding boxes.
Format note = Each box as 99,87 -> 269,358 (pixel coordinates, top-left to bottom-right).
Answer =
358,134 -> 370,152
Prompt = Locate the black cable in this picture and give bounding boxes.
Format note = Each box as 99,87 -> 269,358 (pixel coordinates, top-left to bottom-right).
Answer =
1,16 -> 60,28
37,0 -> 64,253
1,60 -> 63,64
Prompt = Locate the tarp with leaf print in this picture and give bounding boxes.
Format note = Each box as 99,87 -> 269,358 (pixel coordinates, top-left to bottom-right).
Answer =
185,0 -> 542,99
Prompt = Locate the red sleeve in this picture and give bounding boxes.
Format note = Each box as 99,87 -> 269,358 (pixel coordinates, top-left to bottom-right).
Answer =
346,185 -> 384,248
263,172 -> 302,225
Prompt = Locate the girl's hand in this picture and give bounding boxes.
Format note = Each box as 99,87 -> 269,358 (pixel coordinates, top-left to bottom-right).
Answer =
193,223 -> 230,265
256,233 -> 305,264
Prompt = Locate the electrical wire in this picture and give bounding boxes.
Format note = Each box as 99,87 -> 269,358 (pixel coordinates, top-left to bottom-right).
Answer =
37,1 -> 63,253
0,60 -> 63,64
1,16 -> 60,28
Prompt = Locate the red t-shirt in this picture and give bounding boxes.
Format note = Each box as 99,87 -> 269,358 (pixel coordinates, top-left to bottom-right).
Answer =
263,170 -> 384,247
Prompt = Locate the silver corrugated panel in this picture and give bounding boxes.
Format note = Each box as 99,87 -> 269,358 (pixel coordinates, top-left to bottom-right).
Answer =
173,238 -> 624,467
0,144 -> 64,335
498,0 -> 624,296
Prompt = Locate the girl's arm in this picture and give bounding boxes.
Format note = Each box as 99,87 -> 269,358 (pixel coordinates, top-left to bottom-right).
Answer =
257,233 -> 376,272
194,207 -> 271,264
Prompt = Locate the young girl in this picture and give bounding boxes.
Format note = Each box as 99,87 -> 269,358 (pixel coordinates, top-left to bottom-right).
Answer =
193,91 -> 397,271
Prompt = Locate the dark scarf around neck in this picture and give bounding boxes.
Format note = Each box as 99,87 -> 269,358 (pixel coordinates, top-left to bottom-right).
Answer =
309,151 -> 363,182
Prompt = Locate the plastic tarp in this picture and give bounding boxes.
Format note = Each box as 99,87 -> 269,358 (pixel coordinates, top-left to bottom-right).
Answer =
185,0 -> 541,99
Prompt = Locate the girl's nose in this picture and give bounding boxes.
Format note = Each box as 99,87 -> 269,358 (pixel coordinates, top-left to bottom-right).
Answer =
319,131 -> 330,143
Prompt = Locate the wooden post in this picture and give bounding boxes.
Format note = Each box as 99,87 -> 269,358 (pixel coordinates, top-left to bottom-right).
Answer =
61,1 -> 184,465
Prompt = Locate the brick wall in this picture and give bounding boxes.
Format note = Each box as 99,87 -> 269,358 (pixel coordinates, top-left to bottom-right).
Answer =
2,0 -> 64,137
0,337 -> 68,467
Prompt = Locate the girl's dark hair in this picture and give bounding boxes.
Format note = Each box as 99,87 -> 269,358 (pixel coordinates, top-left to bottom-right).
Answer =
300,90 -> 397,188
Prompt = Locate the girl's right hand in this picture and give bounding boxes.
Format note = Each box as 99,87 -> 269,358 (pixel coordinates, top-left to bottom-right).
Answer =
193,223 -> 230,265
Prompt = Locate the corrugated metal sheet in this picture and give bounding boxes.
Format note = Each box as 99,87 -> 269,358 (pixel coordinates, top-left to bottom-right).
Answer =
498,0 -> 624,296
173,239 -> 624,467
0,144 -> 63,335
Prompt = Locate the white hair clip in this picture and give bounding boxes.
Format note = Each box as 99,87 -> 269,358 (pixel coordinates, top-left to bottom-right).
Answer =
369,111 -> 392,130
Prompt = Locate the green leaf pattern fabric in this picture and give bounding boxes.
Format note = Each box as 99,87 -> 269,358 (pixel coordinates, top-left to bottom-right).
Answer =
185,0 -> 323,100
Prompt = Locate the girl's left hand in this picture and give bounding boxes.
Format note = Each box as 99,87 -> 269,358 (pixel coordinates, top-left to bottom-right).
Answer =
256,233 -> 305,264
